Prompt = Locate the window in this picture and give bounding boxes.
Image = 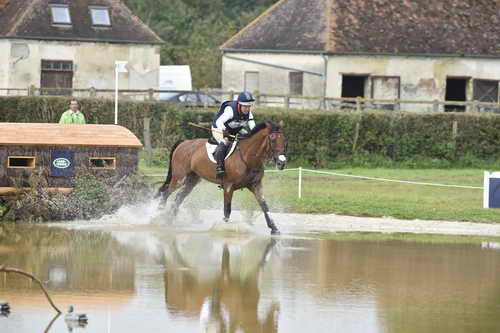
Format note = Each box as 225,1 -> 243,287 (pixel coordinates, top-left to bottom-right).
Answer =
473,79 -> 500,112
8,156 -> 36,168
42,60 -> 73,71
50,5 -> 71,25
89,7 -> 111,26
90,157 -> 116,169
41,60 -> 73,95
289,72 -> 303,95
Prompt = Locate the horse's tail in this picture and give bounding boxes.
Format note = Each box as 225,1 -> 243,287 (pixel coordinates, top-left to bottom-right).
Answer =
156,140 -> 183,196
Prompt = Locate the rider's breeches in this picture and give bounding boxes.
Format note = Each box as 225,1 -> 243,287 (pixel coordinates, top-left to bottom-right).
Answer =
211,127 -> 228,145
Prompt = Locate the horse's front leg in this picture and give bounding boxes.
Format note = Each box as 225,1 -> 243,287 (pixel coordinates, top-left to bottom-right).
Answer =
248,181 -> 279,235
223,184 -> 234,222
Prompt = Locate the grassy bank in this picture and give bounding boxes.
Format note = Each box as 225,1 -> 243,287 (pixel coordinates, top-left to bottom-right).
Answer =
141,163 -> 500,223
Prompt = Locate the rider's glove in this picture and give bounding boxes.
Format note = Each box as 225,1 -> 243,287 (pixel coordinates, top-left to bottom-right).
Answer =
223,129 -> 230,138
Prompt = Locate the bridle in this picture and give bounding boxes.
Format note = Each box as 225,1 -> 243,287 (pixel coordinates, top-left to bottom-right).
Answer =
235,125 -> 287,168
265,129 -> 286,159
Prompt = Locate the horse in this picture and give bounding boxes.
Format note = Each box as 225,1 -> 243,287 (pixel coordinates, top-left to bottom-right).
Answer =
156,121 -> 287,234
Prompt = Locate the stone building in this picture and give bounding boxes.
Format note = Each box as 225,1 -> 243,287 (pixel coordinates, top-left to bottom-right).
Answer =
0,0 -> 163,95
221,0 -> 500,111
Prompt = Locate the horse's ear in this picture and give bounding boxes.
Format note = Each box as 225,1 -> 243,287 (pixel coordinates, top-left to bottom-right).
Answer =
278,120 -> 284,128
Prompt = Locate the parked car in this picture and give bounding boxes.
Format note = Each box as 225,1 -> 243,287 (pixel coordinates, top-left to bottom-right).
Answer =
159,91 -> 220,107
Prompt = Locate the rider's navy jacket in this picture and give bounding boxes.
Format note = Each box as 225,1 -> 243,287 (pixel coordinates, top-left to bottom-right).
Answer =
211,101 -> 253,135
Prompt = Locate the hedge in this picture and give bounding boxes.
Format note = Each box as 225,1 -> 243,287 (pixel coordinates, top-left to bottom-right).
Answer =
2,96 -> 500,168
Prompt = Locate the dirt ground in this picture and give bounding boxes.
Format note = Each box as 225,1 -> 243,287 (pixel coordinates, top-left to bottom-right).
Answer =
73,202 -> 500,237
267,212 -> 500,237
200,208 -> 500,237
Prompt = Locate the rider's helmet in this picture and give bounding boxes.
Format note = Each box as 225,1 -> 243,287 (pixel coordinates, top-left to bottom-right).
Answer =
237,91 -> 255,106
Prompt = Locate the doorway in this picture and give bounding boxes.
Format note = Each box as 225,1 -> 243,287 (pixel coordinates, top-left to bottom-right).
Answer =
342,75 -> 366,98
445,78 -> 467,112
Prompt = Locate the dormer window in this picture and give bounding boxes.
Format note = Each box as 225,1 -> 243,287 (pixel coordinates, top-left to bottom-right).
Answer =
89,6 -> 111,26
50,5 -> 71,25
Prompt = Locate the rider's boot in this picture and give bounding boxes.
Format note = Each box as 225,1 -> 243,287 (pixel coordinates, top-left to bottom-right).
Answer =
214,143 -> 228,179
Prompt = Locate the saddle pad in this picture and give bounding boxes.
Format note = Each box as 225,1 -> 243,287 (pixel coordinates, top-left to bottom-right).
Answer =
205,141 -> 237,163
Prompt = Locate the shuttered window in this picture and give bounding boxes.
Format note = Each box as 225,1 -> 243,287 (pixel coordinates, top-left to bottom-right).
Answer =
41,60 -> 73,96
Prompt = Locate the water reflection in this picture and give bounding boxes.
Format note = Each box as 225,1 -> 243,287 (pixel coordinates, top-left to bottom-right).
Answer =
160,234 -> 279,332
2,224 -> 500,333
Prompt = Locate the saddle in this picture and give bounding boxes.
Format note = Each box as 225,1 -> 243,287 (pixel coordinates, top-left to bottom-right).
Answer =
205,138 -> 238,164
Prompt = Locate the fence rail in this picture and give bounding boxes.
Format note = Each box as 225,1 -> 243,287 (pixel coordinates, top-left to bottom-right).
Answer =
2,86 -> 500,112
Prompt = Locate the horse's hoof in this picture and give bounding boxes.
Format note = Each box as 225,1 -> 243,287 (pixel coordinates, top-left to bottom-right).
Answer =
270,229 -> 280,235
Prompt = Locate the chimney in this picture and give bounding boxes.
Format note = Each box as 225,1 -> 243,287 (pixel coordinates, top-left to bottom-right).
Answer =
0,0 -> 10,9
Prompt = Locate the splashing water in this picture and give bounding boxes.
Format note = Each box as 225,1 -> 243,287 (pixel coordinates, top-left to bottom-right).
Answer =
93,198 -> 164,226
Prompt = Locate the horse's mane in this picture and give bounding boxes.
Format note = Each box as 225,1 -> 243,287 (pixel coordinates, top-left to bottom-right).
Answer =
248,121 -> 279,137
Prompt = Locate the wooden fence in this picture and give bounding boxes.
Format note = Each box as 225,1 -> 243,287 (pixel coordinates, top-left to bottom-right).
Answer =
2,86 -> 500,113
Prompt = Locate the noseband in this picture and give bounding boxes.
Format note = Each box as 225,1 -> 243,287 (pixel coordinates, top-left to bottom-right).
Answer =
265,129 -> 286,159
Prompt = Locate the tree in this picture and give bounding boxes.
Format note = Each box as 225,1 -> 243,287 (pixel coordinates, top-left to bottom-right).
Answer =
123,0 -> 278,88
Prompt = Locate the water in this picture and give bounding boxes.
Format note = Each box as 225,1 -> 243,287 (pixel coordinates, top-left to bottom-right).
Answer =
2,219 -> 500,333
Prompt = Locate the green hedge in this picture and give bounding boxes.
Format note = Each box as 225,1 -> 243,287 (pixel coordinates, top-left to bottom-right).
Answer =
2,96 -> 500,168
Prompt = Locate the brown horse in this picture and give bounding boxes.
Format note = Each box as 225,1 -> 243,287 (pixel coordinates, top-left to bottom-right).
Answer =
157,121 -> 287,234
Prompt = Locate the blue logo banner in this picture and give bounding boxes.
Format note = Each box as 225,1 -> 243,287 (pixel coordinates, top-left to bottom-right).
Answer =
50,150 -> 75,177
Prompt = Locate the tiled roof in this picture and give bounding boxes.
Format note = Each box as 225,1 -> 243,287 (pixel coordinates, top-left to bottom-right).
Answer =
222,0 -> 500,57
0,0 -> 163,44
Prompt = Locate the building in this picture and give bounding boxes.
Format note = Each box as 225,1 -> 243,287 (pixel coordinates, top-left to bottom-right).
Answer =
221,0 -> 500,111
0,123 -> 142,194
0,0 -> 163,95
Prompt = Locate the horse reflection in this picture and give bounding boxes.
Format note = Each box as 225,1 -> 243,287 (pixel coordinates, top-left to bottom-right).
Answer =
162,234 -> 280,333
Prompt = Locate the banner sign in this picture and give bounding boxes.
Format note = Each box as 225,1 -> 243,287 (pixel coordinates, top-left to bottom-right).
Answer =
50,150 -> 75,177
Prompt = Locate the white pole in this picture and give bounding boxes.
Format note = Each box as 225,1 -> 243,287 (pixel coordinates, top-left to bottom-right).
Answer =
298,167 -> 302,199
484,171 -> 490,208
114,64 -> 118,125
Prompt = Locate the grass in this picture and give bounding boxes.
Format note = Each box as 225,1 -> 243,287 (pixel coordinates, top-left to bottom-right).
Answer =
140,162 -> 500,224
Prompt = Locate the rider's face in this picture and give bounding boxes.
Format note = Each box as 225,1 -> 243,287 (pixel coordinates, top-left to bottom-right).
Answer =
240,105 -> 251,114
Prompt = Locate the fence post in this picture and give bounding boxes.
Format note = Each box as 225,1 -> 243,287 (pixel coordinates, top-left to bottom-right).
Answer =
143,109 -> 153,167
89,87 -> 96,98
255,91 -> 260,106
356,96 -> 362,112
148,88 -> 154,101
284,95 -> 290,109
352,121 -> 360,154
433,99 -> 439,112
28,84 -> 35,96
298,167 -> 302,199
452,120 -> 458,141
395,99 -> 401,111
473,100 -> 479,112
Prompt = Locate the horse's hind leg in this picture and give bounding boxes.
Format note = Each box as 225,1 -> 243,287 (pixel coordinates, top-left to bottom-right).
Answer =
172,173 -> 200,217
159,176 -> 181,208
248,181 -> 279,235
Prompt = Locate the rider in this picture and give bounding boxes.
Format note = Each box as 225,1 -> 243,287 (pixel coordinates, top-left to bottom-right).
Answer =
211,91 -> 256,179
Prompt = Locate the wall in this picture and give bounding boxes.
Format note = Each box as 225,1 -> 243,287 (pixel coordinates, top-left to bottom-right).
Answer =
222,52 -> 500,112
6,39 -> 160,92
329,54 -> 500,112
0,146 -> 138,188
0,39 -> 10,88
222,52 -> 325,108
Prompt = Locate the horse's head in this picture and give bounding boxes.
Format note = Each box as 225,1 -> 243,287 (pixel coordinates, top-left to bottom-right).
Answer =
267,120 -> 287,170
